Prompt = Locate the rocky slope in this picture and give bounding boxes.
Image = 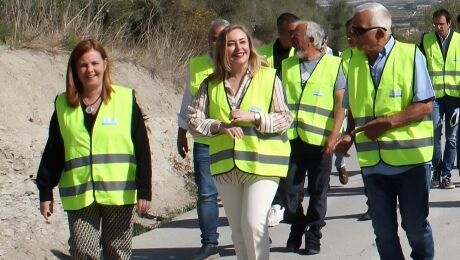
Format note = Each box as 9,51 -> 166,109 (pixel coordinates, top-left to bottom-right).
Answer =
0,46 -> 194,259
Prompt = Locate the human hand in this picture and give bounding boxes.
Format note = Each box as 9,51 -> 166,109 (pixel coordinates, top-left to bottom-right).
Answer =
219,124 -> 244,139
231,109 -> 254,124
334,134 -> 353,157
352,117 -> 392,141
136,199 -> 151,214
40,201 -> 54,221
177,128 -> 188,159
323,134 -> 338,155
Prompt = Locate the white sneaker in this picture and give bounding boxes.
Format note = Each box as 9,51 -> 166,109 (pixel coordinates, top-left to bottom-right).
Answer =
267,204 -> 285,227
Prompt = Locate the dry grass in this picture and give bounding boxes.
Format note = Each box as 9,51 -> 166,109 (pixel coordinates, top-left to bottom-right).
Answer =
0,0 -> 202,86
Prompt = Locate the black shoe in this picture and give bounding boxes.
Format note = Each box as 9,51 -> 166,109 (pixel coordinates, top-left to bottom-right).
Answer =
441,176 -> 455,189
286,229 -> 303,252
431,171 -> 441,188
358,210 -> 371,221
304,227 -> 322,255
191,244 -> 219,260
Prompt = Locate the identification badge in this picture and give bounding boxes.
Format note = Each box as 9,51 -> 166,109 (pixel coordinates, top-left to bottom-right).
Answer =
249,106 -> 262,113
313,90 -> 323,96
389,89 -> 402,97
102,118 -> 118,125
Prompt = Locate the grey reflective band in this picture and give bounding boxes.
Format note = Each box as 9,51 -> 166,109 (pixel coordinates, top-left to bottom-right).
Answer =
210,149 -> 234,162
298,104 -> 333,118
210,149 -> 289,165
355,141 -> 379,152
59,181 -> 137,197
380,137 -> 433,150
297,121 -> 331,136
354,116 -> 375,126
356,137 -> 432,152
240,126 -> 288,142
235,151 -> 290,165
430,71 -> 460,77
287,104 -> 297,110
64,154 -> 136,171
432,84 -> 460,90
354,115 -> 431,126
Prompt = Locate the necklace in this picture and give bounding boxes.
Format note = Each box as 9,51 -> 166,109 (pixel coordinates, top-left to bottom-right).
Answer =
82,95 -> 101,114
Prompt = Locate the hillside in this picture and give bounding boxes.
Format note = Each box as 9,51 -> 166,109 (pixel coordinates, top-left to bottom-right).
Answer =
0,45 -> 194,259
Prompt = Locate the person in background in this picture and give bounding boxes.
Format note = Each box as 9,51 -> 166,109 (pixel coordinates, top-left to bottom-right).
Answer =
420,8 -> 460,189
321,27 -> 349,186
321,30 -> 340,57
258,12 -> 299,76
188,24 -> 292,260
280,21 -> 345,255
336,3 -> 435,259
341,18 -> 371,221
37,39 -> 152,259
176,18 -> 230,260
258,12 -> 299,228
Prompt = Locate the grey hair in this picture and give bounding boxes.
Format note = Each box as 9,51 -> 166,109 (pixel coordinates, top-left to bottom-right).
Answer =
354,2 -> 392,34
208,18 -> 231,37
304,21 -> 324,50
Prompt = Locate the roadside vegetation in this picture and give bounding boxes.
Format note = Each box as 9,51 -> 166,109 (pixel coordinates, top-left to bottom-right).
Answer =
1,0 -> 458,86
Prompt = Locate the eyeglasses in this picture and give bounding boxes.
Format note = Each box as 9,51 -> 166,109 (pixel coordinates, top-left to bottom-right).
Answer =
351,26 -> 387,37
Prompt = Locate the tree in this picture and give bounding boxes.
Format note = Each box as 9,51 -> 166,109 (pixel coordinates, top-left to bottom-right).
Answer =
324,0 -> 353,52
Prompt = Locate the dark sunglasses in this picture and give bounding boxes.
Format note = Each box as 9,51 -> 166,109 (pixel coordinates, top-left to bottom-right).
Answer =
351,26 -> 387,36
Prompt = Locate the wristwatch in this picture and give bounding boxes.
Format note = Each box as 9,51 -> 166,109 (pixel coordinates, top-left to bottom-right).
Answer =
254,112 -> 261,122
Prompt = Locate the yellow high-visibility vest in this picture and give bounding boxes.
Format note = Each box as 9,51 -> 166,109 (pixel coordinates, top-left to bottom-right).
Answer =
207,67 -> 291,177
189,54 -> 214,144
282,54 -> 341,145
422,31 -> 460,98
258,42 -> 295,68
56,85 -> 137,210
348,42 -> 433,167
341,47 -> 355,75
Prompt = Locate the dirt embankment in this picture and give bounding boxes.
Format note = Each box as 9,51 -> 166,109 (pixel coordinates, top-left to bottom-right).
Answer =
0,46 -> 194,259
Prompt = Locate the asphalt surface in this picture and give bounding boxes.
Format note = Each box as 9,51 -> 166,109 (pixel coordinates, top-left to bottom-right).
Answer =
133,144 -> 460,260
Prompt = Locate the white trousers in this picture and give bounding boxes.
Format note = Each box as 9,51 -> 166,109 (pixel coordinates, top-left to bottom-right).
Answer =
215,173 -> 279,260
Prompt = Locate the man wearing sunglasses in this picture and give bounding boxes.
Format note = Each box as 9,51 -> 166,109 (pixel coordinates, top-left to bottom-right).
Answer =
335,3 -> 435,260
420,9 -> 460,190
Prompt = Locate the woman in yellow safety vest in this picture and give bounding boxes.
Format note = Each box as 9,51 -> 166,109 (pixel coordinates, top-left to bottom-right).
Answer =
188,24 -> 292,260
37,39 -> 152,260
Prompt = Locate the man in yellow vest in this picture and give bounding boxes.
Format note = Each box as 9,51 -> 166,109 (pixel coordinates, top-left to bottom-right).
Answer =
420,9 -> 460,189
176,18 -> 229,260
335,3 -> 435,259
280,21 -> 346,255
258,12 -> 299,228
341,18 -> 372,222
258,12 -> 299,77
320,26 -> 351,187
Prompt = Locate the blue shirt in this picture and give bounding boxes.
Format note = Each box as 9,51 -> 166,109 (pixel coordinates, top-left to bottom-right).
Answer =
343,36 -> 435,175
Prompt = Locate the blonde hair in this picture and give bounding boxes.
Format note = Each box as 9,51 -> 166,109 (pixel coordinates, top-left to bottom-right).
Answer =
211,24 -> 267,82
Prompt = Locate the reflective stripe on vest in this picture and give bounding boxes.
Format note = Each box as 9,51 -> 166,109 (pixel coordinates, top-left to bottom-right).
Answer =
258,42 -> 295,68
348,42 -> 433,168
422,32 -> 460,98
282,54 -> 341,145
189,54 -> 214,144
55,85 -> 137,210
207,67 -> 291,177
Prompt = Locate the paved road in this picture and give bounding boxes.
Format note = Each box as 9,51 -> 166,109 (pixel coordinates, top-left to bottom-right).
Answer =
133,145 -> 460,260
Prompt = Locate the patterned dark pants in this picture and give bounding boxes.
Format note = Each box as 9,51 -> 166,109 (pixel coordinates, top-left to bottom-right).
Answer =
67,202 -> 135,260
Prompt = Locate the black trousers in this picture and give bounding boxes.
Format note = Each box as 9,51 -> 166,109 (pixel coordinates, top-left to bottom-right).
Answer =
279,138 -> 332,232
